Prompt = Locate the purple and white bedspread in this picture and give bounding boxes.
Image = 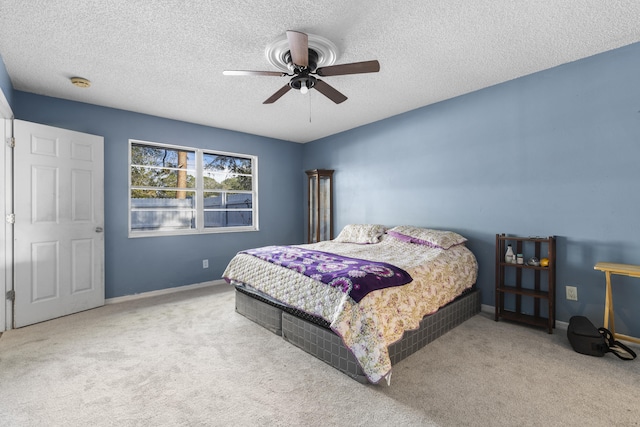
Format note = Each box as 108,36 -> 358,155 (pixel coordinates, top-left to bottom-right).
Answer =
240,246 -> 412,303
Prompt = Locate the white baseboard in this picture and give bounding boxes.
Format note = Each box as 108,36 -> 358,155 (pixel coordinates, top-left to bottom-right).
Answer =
481,304 -> 568,331
105,279 -> 227,305
480,303 -> 493,315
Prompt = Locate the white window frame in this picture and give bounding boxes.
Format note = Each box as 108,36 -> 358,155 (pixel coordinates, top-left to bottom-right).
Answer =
128,139 -> 259,238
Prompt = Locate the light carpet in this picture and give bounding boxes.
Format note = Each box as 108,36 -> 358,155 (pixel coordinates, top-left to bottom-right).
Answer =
0,284 -> 638,427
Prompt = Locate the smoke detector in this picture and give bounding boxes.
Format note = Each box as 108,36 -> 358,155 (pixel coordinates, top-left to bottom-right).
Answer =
70,77 -> 91,88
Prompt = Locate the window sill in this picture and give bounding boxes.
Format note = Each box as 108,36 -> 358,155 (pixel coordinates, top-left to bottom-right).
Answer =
128,226 -> 259,238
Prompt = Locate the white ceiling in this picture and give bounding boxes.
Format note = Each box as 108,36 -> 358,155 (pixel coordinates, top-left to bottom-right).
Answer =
1,1 -> 640,143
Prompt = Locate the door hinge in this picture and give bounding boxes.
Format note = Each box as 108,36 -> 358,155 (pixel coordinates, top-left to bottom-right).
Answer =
6,137 -> 15,148
6,290 -> 15,301
6,213 -> 15,224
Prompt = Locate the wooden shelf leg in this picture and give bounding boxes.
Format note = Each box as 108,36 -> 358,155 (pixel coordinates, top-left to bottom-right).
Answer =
603,271 -> 615,334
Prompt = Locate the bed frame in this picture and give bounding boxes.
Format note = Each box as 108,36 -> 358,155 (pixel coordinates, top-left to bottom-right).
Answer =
234,285 -> 480,383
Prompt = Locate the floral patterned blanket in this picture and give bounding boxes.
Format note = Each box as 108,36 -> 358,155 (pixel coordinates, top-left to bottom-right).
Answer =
223,235 -> 478,384
240,246 -> 412,303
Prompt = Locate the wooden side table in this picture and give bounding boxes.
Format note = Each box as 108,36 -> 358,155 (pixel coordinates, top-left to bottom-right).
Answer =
593,262 -> 640,345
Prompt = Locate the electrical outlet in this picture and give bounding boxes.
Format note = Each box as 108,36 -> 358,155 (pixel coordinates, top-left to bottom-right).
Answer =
566,286 -> 578,301
202,259 -> 209,269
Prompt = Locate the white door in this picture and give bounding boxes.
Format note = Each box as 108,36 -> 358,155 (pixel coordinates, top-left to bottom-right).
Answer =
13,120 -> 104,327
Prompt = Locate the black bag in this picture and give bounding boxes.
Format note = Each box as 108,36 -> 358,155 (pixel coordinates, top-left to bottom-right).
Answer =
567,316 -> 636,360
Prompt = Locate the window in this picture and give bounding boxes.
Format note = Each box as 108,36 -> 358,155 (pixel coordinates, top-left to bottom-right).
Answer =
129,140 -> 258,237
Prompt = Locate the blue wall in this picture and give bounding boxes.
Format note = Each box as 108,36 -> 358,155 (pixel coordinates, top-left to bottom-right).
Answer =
0,54 -> 13,109
13,93 -> 305,298
303,43 -> 640,336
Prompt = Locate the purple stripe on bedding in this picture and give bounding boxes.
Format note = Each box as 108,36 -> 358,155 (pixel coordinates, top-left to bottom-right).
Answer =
240,245 -> 412,303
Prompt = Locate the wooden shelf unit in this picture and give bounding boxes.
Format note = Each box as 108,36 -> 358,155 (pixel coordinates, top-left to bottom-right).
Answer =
495,234 -> 556,333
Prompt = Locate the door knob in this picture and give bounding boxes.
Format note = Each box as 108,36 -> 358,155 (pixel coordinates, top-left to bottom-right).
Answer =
95,227 -> 104,233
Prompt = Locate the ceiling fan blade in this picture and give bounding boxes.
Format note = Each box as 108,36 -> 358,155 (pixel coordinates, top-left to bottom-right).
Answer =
316,60 -> 380,77
286,30 -> 309,67
314,80 -> 347,104
223,70 -> 286,77
263,84 -> 292,104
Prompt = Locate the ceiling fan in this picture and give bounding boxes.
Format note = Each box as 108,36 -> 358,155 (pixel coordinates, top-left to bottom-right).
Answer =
223,30 -> 380,104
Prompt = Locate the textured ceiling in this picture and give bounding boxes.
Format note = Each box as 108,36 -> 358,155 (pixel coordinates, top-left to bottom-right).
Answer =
1,1 -> 640,143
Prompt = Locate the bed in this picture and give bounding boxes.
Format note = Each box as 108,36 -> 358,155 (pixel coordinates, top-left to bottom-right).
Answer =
223,224 -> 479,385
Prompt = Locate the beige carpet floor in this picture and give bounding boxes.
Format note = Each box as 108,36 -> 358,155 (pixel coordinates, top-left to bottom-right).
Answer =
0,284 -> 638,427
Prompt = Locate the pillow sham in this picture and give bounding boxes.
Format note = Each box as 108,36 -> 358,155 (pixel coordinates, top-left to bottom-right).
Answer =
387,225 -> 467,249
333,224 -> 387,244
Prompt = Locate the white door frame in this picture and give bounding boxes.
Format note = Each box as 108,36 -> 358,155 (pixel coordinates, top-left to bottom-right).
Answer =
0,87 -> 14,332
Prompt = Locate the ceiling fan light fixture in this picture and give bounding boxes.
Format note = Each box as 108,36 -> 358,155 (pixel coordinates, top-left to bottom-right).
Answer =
290,75 -> 316,93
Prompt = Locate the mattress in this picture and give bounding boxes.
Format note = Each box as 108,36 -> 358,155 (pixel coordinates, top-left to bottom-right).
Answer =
224,233 -> 478,383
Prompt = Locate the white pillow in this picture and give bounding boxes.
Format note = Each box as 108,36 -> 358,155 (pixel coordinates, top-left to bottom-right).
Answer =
387,225 -> 467,249
333,224 -> 387,244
